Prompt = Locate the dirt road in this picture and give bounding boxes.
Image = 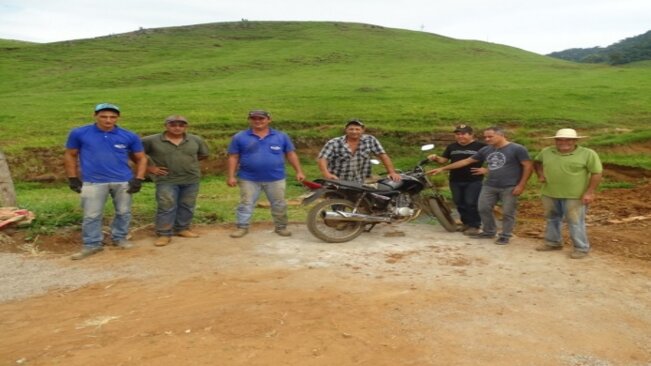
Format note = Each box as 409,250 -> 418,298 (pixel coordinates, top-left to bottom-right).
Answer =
1,220 -> 650,366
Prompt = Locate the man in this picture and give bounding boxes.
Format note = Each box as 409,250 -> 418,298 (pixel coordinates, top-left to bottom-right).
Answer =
227,110 -> 305,238
142,115 -> 210,247
64,103 -> 147,260
428,126 -> 532,245
534,128 -> 602,259
428,124 -> 486,235
317,119 -> 401,183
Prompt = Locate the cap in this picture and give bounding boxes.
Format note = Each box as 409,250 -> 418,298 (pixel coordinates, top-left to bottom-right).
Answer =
248,109 -> 271,118
545,128 -> 586,139
165,115 -> 189,124
345,119 -> 365,128
94,103 -> 120,115
453,124 -> 473,133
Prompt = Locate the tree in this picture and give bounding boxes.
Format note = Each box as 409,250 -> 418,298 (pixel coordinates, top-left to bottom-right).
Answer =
0,149 -> 17,207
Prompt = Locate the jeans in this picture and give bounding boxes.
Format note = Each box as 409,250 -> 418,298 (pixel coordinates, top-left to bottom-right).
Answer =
542,195 -> 590,252
80,182 -> 132,248
236,179 -> 287,228
449,180 -> 482,228
478,185 -> 518,238
155,183 -> 200,236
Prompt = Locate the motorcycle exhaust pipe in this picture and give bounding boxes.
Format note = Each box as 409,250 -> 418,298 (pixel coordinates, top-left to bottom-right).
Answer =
324,211 -> 392,223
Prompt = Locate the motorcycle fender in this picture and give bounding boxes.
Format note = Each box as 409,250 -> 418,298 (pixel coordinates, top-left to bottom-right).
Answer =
302,188 -> 328,205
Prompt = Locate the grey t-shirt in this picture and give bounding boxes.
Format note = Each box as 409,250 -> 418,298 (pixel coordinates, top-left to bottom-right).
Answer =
472,143 -> 530,188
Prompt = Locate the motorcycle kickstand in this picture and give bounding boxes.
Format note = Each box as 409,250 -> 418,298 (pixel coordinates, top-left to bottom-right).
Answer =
363,223 -> 377,232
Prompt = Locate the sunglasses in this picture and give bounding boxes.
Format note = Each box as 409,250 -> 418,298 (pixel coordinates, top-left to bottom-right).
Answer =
167,121 -> 187,127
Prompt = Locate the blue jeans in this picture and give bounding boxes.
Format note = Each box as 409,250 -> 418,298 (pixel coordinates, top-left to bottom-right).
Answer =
542,195 -> 590,252
478,185 -> 518,238
155,183 -> 200,236
450,180 -> 482,228
236,179 -> 287,228
80,182 -> 132,248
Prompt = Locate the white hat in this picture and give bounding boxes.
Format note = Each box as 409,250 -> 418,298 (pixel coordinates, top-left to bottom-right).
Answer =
546,128 -> 586,139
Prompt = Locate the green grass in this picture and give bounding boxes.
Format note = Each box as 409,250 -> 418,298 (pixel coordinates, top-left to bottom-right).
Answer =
2,21 -> 650,230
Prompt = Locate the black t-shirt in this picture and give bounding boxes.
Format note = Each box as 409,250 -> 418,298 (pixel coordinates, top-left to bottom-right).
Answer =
442,141 -> 487,182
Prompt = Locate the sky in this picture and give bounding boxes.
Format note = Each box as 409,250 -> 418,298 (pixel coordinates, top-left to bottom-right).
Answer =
0,0 -> 649,54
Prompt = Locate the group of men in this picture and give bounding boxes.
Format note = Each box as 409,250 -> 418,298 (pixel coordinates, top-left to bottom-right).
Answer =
427,125 -> 602,259
64,102 -> 602,260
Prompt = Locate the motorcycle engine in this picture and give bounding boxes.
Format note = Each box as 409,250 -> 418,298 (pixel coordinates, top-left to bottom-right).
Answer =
391,194 -> 415,217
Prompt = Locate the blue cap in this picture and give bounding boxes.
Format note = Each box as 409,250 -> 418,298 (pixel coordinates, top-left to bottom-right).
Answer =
94,103 -> 120,115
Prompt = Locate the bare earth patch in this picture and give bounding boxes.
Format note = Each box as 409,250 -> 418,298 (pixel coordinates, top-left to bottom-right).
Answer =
1,219 -> 650,365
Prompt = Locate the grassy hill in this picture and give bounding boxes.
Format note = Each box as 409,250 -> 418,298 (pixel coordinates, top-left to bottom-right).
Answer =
2,21 -> 650,157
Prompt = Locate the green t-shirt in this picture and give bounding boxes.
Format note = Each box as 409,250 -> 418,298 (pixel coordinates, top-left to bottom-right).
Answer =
535,146 -> 602,199
142,133 -> 210,184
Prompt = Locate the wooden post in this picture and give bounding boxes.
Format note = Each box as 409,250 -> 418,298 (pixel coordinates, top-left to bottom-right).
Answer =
0,149 -> 17,207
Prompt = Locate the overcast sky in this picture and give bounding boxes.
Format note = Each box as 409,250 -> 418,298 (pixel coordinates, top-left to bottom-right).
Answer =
0,0 -> 648,54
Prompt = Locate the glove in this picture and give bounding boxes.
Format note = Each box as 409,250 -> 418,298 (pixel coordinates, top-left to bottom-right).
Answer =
127,178 -> 144,194
68,177 -> 82,193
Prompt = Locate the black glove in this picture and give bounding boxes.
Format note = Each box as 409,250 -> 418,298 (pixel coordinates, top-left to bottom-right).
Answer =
68,177 -> 82,193
127,178 -> 144,194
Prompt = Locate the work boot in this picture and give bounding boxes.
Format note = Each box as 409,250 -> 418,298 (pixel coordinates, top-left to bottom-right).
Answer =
570,250 -> 589,259
494,236 -> 510,245
536,244 -> 562,251
230,227 -> 249,238
113,240 -> 133,249
462,227 -> 481,236
176,230 -> 199,238
274,227 -> 292,237
471,232 -> 496,239
154,236 -> 171,247
71,246 -> 103,260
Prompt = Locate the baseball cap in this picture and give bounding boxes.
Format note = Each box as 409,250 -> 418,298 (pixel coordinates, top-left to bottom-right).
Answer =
165,115 -> 189,124
453,124 -> 473,133
94,103 -> 120,115
248,109 -> 271,118
345,119 -> 365,128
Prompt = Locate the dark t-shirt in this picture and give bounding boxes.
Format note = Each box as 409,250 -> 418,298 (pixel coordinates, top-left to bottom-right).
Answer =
442,141 -> 487,182
471,143 -> 530,188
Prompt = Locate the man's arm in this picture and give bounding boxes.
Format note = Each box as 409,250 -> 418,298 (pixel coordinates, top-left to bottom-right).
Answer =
427,154 -> 450,164
512,160 -> 533,196
427,157 -> 478,175
226,154 -> 239,187
317,158 -> 338,180
582,173 -> 602,204
377,153 -> 401,181
64,148 -> 79,178
286,151 -> 305,182
130,152 -> 148,180
533,161 -> 545,183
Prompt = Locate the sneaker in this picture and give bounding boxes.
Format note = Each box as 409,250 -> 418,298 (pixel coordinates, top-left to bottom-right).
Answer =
274,227 -> 292,237
457,224 -> 469,232
570,250 -> 589,259
230,227 -> 249,238
494,236 -> 510,245
154,236 -> 171,247
536,244 -> 562,252
71,246 -> 103,260
176,230 -> 199,238
462,227 -> 481,236
471,232 -> 496,239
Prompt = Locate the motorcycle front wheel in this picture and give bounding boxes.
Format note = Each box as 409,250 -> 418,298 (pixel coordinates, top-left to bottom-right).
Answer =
428,196 -> 457,232
307,198 -> 365,243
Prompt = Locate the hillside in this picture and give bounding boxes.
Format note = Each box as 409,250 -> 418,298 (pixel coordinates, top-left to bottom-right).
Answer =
1,21 -> 651,174
548,30 -> 651,65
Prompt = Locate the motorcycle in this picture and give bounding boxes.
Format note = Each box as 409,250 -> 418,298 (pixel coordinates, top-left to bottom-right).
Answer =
301,144 -> 457,243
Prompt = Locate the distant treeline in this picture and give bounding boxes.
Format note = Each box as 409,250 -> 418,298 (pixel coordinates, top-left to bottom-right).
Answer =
548,30 -> 651,65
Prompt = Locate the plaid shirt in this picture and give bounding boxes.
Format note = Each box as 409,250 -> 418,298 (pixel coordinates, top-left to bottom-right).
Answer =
318,134 -> 386,183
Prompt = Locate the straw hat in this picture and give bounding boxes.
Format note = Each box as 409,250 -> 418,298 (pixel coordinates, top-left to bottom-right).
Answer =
545,128 -> 586,139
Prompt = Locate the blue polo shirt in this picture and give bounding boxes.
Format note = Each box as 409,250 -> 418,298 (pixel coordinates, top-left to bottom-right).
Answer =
65,123 -> 144,183
227,128 -> 295,182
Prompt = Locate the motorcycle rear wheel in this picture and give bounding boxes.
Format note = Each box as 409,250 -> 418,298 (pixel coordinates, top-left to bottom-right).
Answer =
428,196 -> 457,232
307,199 -> 365,243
